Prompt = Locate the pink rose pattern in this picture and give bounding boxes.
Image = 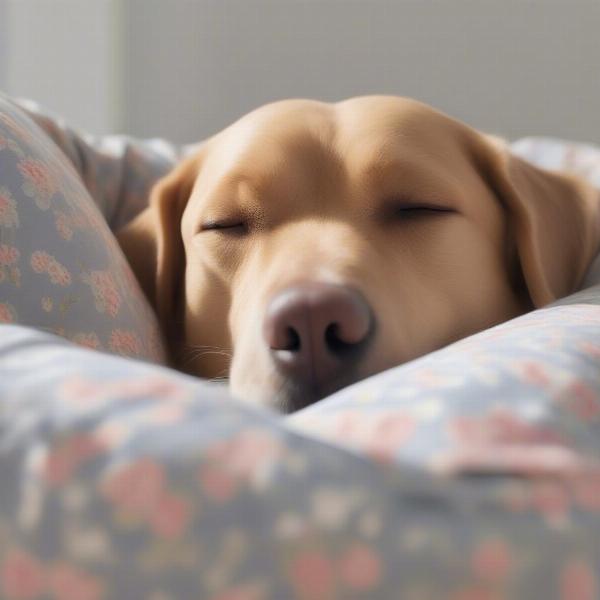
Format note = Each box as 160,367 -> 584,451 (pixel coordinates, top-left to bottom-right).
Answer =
54,210 -> 88,241
18,157 -> 58,210
0,186 -> 19,227
82,271 -> 121,317
2,100 -> 600,597
0,301 -> 16,323
108,328 -> 141,356
70,332 -> 101,350
30,251 -> 71,286
0,244 -> 21,287
0,94 -> 165,363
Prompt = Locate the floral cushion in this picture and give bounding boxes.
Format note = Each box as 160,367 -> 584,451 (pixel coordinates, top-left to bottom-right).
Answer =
1,287 -> 600,599
0,94 -> 165,362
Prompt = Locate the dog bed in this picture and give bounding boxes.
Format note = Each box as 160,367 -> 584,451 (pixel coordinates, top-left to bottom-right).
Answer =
1,96 -> 600,599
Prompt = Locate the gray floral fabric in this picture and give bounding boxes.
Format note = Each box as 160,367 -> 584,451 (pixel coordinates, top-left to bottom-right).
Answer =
0,94 -> 165,362
1,293 -> 600,600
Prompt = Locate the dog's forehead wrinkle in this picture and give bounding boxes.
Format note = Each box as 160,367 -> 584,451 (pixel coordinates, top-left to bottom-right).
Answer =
208,99 -> 469,210
201,150 -> 345,222
210,96 -> 467,188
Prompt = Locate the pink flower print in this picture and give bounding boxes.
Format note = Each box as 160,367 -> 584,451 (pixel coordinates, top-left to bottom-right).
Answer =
109,377 -> 189,402
198,431 -> 283,500
47,262 -> 71,286
101,458 -> 166,518
0,244 -> 19,266
520,360 -> 551,387
49,564 -> 103,600
30,251 -> 51,273
206,429 -> 284,483
83,271 -> 121,317
143,401 -> 185,425
54,211 -> 73,240
338,543 -> 382,591
71,332 -> 101,350
448,409 -> 564,447
0,549 -> 46,599
0,186 -> 19,227
316,410 -> 415,463
436,408 -> 583,479
43,433 -> 106,487
470,539 -> 512,582
229,431 -> 281,479
561,380 -> 600,420
0,245 -> 20,284
198,464 -> 240,502
30,252 -> 71,286
54,211 -> 88,240
560,559 -> 597,600
365,413 -> 416,463
59,376 -> 110,409
149,492 -> 192,539
18,157 -> 57,209
109,329 -> 141,356
0,302 -> 17,323
59,375 -> 189,410
103,458 -> 193,539
288,551 -> 336,600
579,341 -> 600,359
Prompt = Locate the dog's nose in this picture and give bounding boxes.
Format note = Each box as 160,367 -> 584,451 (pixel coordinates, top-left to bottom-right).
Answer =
264,283 -> 373,396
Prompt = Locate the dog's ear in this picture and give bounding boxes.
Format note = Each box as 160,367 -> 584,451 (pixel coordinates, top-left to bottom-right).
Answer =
117,152 -> 201,327
472,135 -> 600,307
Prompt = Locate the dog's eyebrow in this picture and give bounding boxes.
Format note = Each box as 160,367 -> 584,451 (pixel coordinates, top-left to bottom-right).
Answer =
355,151 -> 466,210
220,149 -> 342,204
357,154 -> 436,187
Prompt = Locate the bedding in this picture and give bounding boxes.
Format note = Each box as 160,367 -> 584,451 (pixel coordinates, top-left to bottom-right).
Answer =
1,97 -> 600,599
0,94 -> 165,362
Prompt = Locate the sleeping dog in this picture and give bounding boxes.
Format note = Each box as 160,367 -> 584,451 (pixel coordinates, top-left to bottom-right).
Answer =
117,96 -> 600,412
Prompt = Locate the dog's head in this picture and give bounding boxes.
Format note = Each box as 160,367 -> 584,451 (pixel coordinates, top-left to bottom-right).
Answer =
118,96 -> 600,411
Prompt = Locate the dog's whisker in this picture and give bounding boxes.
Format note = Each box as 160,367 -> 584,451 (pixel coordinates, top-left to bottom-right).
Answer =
179,343 -> 233,369
183,344 -> 231,352
181,350 -> 231,367
216,366 -> 230,379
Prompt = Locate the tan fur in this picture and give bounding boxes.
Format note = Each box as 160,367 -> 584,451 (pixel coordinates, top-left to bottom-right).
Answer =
118,96 -> 600,411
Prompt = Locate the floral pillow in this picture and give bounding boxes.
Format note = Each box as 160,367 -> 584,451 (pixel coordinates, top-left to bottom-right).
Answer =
0,94 -> 165,362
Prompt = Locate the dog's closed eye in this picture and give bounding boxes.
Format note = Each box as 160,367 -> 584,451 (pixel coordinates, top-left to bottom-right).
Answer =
200,218 -> 249,236
383,198 -> 456,221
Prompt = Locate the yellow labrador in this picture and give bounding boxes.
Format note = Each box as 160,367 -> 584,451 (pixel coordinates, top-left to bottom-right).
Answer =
118,96 -> 600,412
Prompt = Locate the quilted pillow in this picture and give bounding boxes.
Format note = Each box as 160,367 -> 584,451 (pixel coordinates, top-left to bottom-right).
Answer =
0,94 -> 165,362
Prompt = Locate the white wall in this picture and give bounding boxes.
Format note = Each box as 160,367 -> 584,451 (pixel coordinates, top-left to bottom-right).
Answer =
2,0 -> 600,144
1,0 -> 121,134
123,0 -> 600,144
0,1 -> 7,88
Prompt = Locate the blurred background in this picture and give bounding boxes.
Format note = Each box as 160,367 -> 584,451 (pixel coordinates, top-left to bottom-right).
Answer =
0,0 -> 599,144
